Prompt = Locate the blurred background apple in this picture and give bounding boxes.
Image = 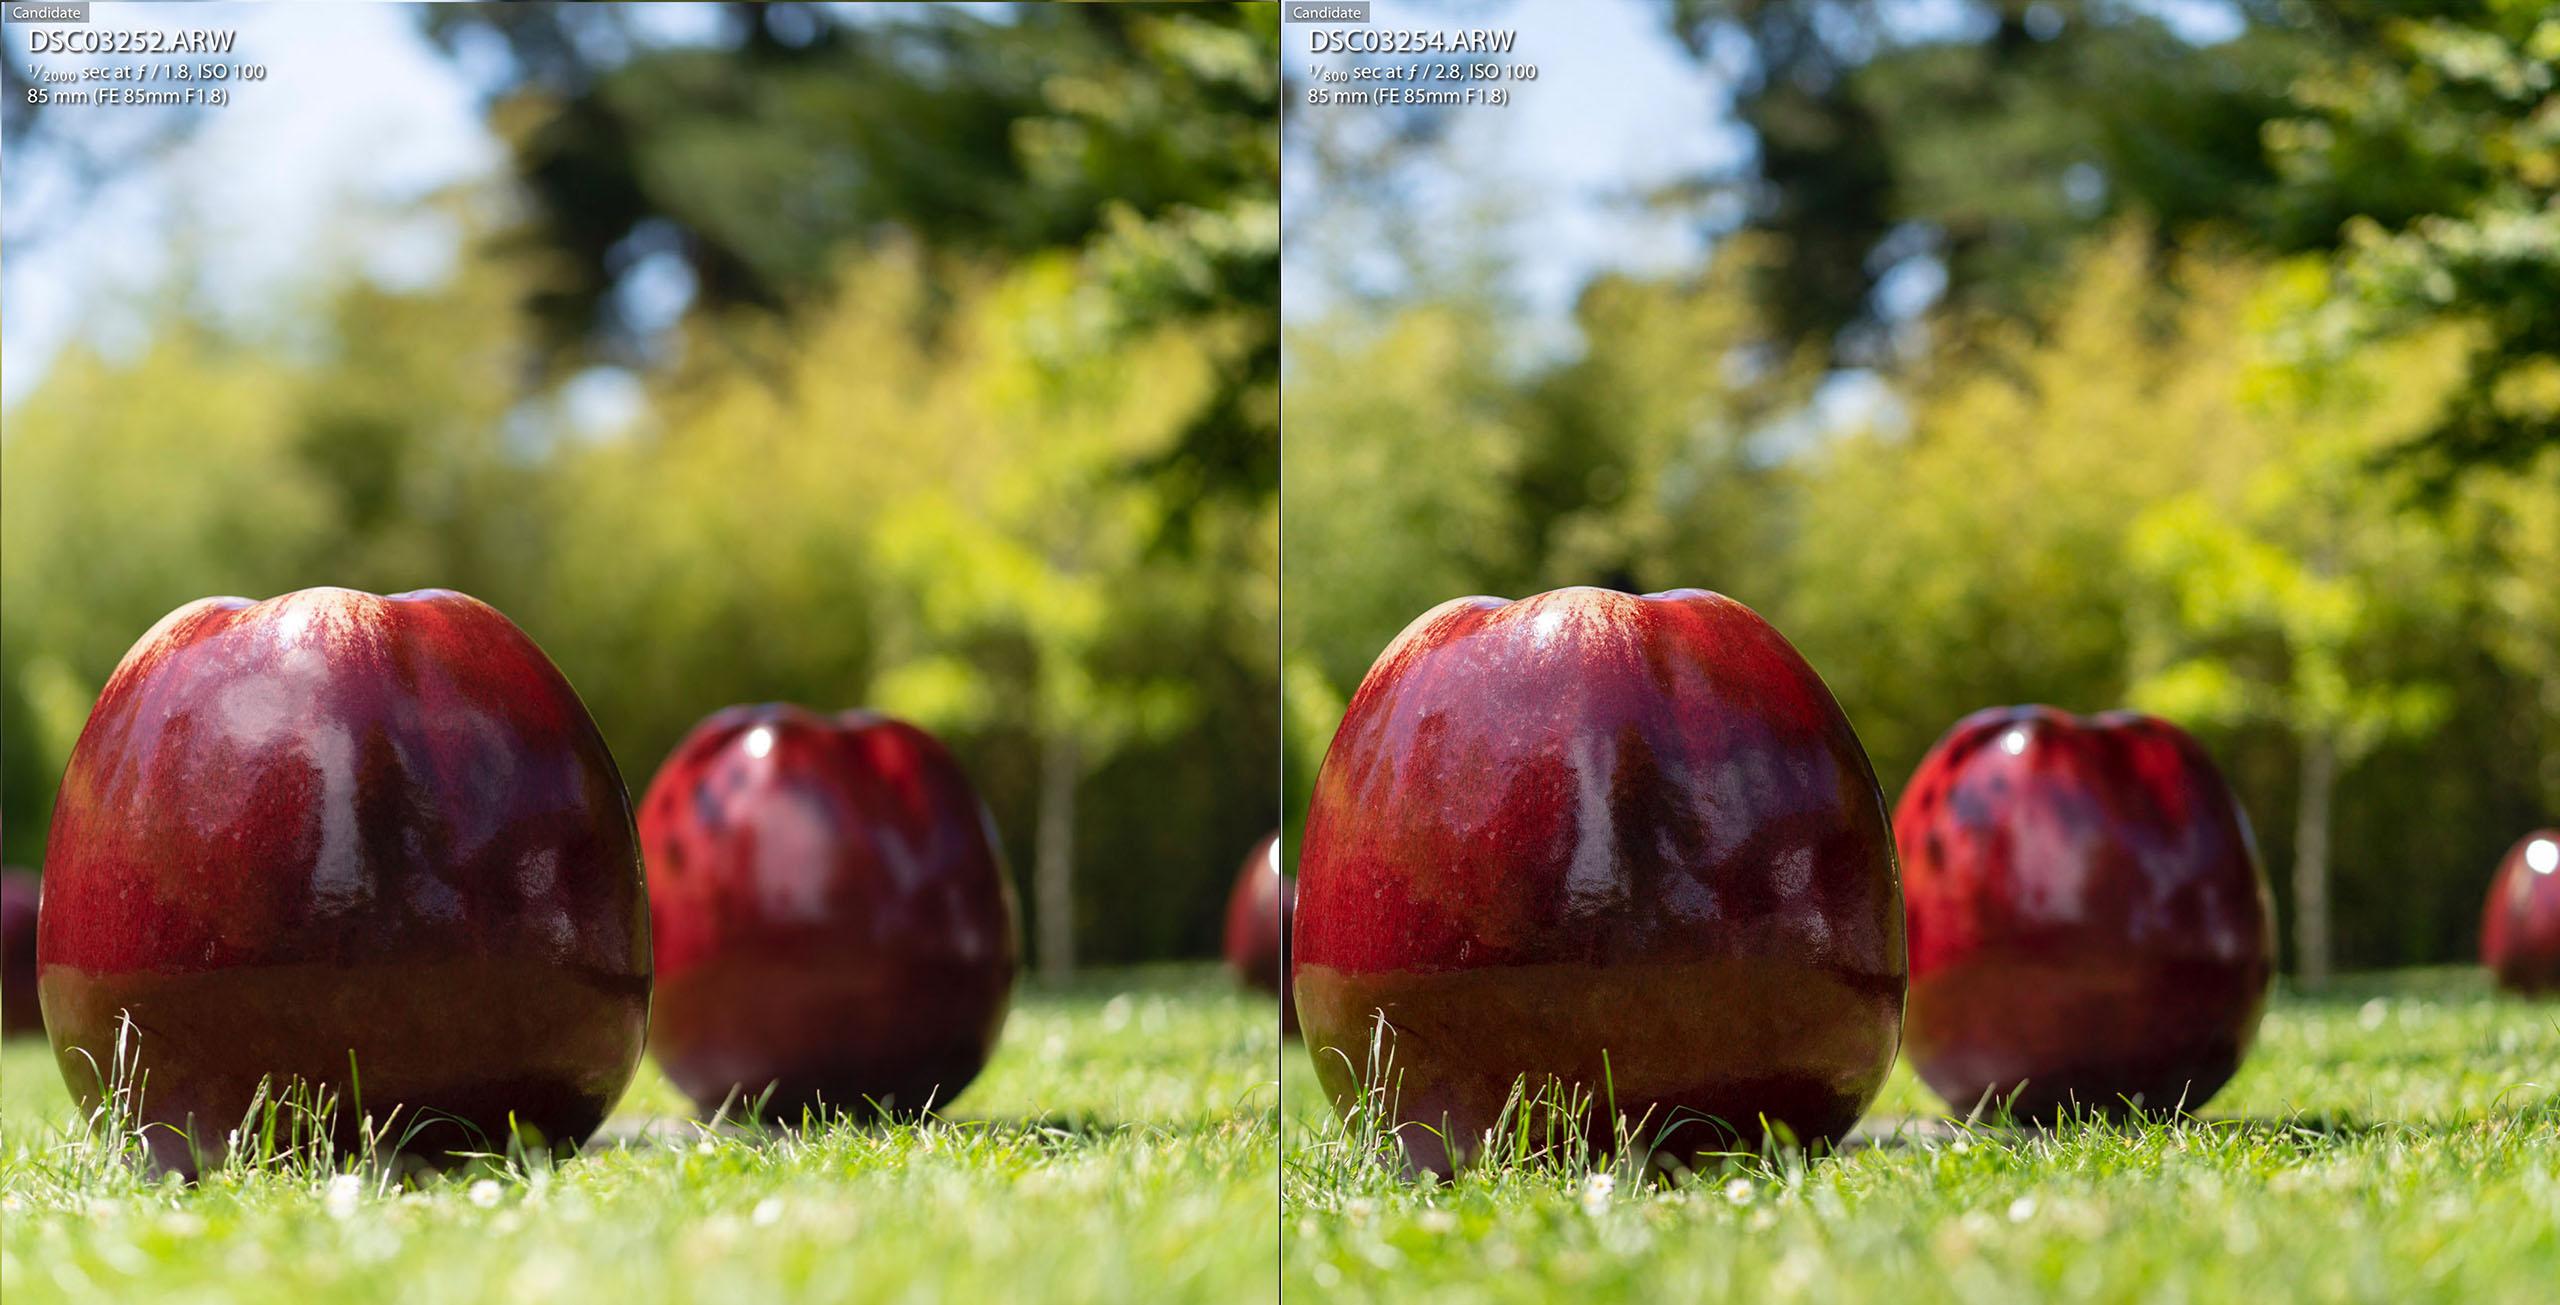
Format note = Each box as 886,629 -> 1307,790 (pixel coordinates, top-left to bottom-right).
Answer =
641,705 -> 1019,1119
2481,829 -> 2560,996
2,868 -> 38,1039
1222,831 -> 1295,1034
1896,706 -> 2274,1121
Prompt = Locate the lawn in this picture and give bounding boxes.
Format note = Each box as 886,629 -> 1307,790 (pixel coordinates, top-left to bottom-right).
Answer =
11,966 -> 2552,1302
1283,969 -> 2560,1303
1,963 -> 1279,1305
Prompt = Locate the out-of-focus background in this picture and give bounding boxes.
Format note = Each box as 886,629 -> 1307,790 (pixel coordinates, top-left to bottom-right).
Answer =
1282,0 -> 2557,981
1,3 -> 1279,973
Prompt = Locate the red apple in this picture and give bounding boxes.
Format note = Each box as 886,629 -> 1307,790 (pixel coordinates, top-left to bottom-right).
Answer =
1222,831 -> 1297,1034
639,705 -> 1018,1119
1294,587 -> 1906,1175
2482,829 -> 2560,996
1896,706 -> 2274,1121
38,588 -> 650,1173
3,869 -> 39,1038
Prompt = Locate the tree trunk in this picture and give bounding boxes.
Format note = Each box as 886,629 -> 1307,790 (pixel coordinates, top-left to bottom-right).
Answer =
2293,732 -> 2337,988
1035,731 -> 1081,982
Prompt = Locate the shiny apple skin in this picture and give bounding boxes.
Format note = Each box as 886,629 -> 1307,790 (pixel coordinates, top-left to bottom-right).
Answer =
1223,832 -> 1297,1034
36,588 -> 651,1173
1896,706 -> 2274,1122
1293,587 -> 1906,1175
639,705 -> 1019,1120
3,869 -> 39,1038
2481,829 -> 2560,996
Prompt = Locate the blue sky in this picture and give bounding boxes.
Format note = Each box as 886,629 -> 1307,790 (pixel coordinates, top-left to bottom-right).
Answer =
2,5 -> 492,406
1278,0 -> 2244,433
14,1 -> 1724,413
0,3 -> 754,412
5,0 -> 2245,414
1280,0 -> 2242,325
1282,0 -> 1740,330
0,4 -> 1036,413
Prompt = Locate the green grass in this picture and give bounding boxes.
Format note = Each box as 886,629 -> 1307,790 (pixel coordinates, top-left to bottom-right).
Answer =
1,963 -> 1278,1304
1283,969 -> 2560,1303
14,966 -> 2553,1301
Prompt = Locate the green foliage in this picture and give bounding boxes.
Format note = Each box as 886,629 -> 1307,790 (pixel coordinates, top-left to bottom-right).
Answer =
1656,0 -> 2315,356
2472,459 -> 2560,802
1767,228 -> 2269,780
1514,241 -> 1814,596
2123,442 -> 2463,764
1279,304 -> 1526,696
0,9 -> 1278,963
440,3 -> 1281,506
0,232 -> 1276,961
509,247 -> 1276,960
1650,1 -> 2554,468
0,255 -> 542,863
1281,225 -> 2558,969
2262,1 -> 2560,472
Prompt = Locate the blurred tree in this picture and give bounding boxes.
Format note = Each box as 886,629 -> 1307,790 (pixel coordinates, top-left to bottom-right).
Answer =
1280,304 -> 1528,696
426,3 -> 1280,516
1652,0 -> 2555,471
2473,456 -> 2560,810
0,247 -> 537,866
4,2 -> 1283,964
437,2 -> 1285,966
2125,315 -> 2474,985
523,249 -> 1262,976
1514,236 -> 1816,598
1277,299 -> 1526,838
1,331 -> 330,865
1775,232 -> 2533,975
1774,229 -> 2268,782
1654,0 -> 2312,361
2260,1 -> 2560,476
849,257 -> 1229,980
1282,222 -> 2553,970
